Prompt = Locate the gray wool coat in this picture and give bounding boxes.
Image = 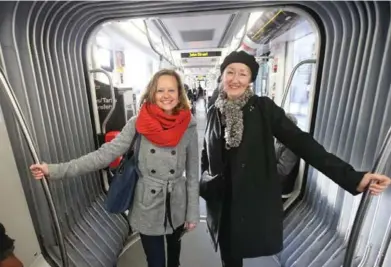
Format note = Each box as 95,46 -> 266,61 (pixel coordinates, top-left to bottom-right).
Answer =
48,115 -> 200,235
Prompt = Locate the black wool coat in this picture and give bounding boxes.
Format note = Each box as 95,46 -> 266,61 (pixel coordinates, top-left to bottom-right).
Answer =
201,95 -> 366,258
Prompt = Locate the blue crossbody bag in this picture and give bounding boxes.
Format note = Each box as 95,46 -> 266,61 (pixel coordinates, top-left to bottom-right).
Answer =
104,132 -> 141,213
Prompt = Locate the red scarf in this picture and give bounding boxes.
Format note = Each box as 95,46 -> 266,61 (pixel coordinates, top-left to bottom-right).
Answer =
136,103 -> 191,147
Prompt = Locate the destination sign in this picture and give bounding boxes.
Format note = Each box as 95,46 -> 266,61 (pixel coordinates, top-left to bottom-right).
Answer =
181,51 -> 222,58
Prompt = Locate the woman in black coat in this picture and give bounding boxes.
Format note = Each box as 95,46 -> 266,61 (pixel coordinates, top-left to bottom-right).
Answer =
200,51 -> 391,267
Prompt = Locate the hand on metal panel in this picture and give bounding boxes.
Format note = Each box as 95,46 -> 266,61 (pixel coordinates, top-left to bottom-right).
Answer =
30,163 -> 49,179
357,173 -> 391,195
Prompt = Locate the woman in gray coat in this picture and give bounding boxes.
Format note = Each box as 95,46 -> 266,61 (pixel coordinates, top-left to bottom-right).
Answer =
30,69 -> 199,267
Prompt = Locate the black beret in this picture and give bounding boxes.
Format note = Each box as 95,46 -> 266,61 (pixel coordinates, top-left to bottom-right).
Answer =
220,51 -> 259,82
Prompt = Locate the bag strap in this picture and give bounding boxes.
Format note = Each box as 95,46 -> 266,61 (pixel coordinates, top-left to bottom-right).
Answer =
128,131 -> 139,153
134,132 -> 141,166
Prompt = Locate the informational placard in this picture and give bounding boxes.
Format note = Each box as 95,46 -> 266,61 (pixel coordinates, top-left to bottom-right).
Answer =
94,80 -> 126,132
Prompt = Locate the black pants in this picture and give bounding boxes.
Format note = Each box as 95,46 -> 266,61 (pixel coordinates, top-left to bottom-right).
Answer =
139,225 -> 184,267
218,226 -> 243,267
218,191 -> 243,267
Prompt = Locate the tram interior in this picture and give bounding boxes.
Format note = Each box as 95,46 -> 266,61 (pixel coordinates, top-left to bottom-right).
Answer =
0,2 -> 391,267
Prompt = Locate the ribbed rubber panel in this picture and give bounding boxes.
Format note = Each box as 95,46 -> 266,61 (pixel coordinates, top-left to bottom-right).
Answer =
0,1 -> 390,266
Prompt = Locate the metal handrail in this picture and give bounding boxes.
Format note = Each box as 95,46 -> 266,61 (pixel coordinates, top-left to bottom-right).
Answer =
0,68 -> 69,266
235,12 -> 251,51
143,20 -> 175,68
343,126 -> 391,267
375,209 -> 391,266
89,68 -> 116,134
281,59 -> 317,108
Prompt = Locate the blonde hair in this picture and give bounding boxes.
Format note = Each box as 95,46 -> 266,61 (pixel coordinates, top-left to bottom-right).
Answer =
139,69 -> 191,113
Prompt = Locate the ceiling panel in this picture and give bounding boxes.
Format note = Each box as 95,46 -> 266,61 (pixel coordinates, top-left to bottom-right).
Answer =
180,29 -> 215,42
160,13 -> 234,49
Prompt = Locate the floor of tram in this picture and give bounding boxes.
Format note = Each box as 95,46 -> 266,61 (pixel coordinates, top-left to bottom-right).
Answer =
117,99 -> 280,267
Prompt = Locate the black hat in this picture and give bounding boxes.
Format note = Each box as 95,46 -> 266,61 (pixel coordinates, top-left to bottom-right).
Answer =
220,51 -> 259,82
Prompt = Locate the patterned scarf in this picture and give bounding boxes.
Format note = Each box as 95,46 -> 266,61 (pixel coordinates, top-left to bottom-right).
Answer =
214,88 -> 254,149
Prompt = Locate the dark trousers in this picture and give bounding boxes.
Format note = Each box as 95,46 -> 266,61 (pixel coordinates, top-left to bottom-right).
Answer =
218,192 -> 243,267
139,225 -> 184,267
219,220 -> 243,267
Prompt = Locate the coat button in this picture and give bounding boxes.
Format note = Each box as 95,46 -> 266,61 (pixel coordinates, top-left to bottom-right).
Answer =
151,189 -> 156,194
170,169 -> 175,174
151,169 -> 156,174
150,149 -> 155,154
171,150 -> 176,155
241,163 -> 245,168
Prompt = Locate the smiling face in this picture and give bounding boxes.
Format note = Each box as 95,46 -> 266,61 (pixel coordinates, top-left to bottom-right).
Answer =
139,69 -> 191,114
154,75 -> 179,115
222,63 -> 252,99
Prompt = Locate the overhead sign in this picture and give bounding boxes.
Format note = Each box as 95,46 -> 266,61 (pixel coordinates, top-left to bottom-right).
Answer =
181,51 -> 222,58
